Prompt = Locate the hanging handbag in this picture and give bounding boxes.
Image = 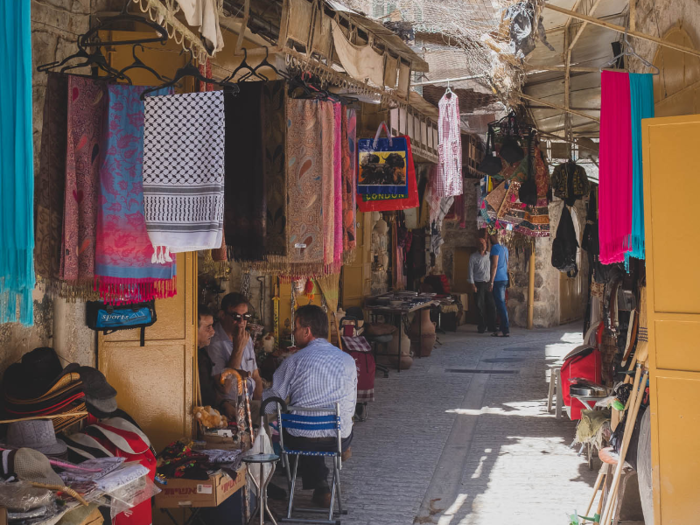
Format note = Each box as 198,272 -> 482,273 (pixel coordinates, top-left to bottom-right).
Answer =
477,127 -> 503,176
86,301 -> 157,347
499,115 -> 525,164
357,124 -> 419,212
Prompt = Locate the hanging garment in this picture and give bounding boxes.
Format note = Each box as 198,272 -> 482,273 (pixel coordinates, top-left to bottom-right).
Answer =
0,1 -> 34,325
551,161 -> 590,206
174,0 -> 224,53
224,83 -> 266,262
286,99 -> 326,276
321,101 -> 337,271
60,76 -> 107,292
333,104 -> 344,268
342,108 -> 357,258
95,85 -> 176,304
551,205 -> 579,277
436,92 -> 463,197
627,74 -> 654,265
599,71 -> 633,265
331,20 -> 385,87
35,73 -> 68,287
143,91 -> 225,255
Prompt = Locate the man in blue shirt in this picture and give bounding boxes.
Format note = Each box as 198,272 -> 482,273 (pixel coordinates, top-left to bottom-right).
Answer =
489,232 -> 510,337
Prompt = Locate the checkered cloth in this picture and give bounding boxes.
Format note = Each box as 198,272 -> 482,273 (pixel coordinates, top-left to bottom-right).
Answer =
342,336 -> 372,353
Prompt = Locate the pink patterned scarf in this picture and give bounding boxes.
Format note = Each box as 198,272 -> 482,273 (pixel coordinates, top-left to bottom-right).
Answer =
599,71 -> 633,264
333,103 -> 343,269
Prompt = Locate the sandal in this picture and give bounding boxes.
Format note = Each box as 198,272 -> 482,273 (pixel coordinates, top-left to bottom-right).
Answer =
491,332 -> 500,337
502,333 -> 510,337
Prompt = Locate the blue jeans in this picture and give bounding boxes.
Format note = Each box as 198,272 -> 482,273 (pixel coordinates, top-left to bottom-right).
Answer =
492,281 -> 509,334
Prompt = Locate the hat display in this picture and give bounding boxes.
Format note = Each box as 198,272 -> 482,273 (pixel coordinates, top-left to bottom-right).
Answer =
11,448 -> 64,485
86,396 -> 118,418
5,420 -> 67,456
77,367 -> 117,400
2,348 -> 79,401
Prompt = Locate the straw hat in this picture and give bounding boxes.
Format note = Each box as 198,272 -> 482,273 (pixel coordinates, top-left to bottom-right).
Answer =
10,448 -> 63,485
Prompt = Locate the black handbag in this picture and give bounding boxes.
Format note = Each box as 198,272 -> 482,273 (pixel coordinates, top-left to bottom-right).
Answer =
519,173 -> 538,205
477,128 -> 503,176
500,137 -> 525,164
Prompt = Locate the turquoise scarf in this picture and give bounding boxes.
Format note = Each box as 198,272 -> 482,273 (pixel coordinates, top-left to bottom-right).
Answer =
626,73 -> 654,269
0,2 -> 34,325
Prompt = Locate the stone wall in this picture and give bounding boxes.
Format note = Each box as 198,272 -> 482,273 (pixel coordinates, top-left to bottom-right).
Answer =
0,0 -> 97,377
440,181 -> 479,287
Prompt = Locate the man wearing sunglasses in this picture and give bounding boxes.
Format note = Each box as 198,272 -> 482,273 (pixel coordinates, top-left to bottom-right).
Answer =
207,293 -> 263,420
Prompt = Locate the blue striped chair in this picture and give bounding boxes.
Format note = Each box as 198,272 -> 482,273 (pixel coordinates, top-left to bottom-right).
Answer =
270,400 -> 347,524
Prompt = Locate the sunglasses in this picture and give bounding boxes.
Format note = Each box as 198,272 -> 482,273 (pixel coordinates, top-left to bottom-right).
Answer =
225,312 -> 252,322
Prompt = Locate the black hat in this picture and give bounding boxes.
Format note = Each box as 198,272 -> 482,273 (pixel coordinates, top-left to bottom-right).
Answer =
2,348 -> 79,401
77,367 -> 117,400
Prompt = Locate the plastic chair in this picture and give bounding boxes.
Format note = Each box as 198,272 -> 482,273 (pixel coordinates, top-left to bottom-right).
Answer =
270,400 -> 347,525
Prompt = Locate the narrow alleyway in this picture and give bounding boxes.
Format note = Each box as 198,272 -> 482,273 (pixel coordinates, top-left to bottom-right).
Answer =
278,323 -> 597,525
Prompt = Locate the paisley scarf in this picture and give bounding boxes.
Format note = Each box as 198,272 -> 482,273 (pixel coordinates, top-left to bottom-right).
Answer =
321,102 -> 336,270
342,109 -> 357,259
95,84 -> 176,304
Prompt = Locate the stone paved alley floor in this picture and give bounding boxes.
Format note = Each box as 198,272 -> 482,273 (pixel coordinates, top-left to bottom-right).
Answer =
271,323 -> 599,524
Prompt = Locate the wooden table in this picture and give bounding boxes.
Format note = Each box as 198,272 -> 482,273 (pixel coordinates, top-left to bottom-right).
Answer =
365,299 -> 438,372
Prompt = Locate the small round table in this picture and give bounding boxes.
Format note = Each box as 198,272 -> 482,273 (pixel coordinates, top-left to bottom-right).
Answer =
242,453 -> 280,525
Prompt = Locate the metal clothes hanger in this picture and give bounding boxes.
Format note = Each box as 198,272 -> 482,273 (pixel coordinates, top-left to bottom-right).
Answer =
600,31 -> 660,75
139,49 -> 240,100
79,0 -> 168,48
444,79 -> 453,97
119,44 -> 169,82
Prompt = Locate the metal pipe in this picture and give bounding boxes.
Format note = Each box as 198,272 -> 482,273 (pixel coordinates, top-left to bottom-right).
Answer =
412,74 -> 485,86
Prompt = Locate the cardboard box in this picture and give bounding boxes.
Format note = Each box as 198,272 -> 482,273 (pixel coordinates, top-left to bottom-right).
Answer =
154,466 -> 246,508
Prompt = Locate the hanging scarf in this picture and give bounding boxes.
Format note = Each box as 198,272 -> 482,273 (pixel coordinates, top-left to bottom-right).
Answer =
95,85 -> 176,304
436,92 -> 463,197
35,73 -> 68,287
599,71 -> 633,265
0,1 -> 34,325
626,74 -> 654,266
143,91 -> 225,255
224,83 -> 266,262
60,76 -> 107,296
332,103 -> 344,270
342,109 -> 357,259
321,101 -> 336,270
286,99 -> 326,276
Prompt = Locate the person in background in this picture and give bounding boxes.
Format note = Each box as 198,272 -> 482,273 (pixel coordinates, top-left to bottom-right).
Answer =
197,305 -> 218,407
468,238 -> 497,334
489,231 -> 510,337
263,305 -> 357,508
207,293 -> 263,421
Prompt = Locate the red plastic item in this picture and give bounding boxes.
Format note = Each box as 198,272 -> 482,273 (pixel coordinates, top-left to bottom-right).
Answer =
560,347 -> 602,420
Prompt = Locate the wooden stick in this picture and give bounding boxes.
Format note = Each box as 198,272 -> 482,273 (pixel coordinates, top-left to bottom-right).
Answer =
601,371 -> 648,524
593,471 -> 607,524
583,464 -> 606,520
544,3 -> 700,59
568,0 -> 604,51
30,482 -> 89,507
519,93 -> 601,122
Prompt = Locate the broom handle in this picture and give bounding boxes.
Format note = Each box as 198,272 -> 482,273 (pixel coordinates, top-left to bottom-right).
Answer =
593,473 -> 607,524
583,467 -> 605,519
601,370 -> 647,524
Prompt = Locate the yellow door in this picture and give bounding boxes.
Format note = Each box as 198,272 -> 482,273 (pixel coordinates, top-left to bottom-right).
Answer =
643,113 -> 700,524
341,212 -> 372,309
98,253 -> 197,452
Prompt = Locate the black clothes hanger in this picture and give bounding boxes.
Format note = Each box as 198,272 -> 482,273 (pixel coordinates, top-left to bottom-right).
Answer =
224,48 -> 268,83
79,0 -> 168,48
38,43 -> 131,83
140,49 -> 240,100
119,43 -> 169,82
239,47 -> 288,82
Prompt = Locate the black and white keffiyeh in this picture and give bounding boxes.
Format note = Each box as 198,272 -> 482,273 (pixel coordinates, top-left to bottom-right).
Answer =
143,91 -> 225,260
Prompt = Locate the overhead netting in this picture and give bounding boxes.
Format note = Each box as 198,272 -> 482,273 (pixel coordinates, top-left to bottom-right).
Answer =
338,0 -> 532,102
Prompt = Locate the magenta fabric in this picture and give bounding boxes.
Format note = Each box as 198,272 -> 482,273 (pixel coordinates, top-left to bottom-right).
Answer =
598,71 -> 633,265
333,104 -> 344,267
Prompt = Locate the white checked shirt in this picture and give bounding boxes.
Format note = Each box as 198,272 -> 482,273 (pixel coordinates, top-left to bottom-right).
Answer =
263,338 -> 357,438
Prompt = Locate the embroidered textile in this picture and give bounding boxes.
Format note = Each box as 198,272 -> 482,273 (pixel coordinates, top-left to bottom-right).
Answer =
551,162 -> 590,206
627,74 -> 654,265
95,85 -> 176,304
35,73 -> 68,285
0,1 -> 34,325
599,71 -> 633,265
436,92 -> 463,197
143,91 -> 225,255
342,109 -> 357,257
321,102 -> 336,270
286,100 -> 325,275
224,84 -> 266,262
60,76 -> 107,289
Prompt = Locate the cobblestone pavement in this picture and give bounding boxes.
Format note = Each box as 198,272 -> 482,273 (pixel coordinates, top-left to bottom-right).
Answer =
270,323 -> 598,525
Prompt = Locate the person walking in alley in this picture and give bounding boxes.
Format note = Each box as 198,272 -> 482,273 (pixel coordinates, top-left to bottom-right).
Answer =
468,238 -> 497,334
263,305 -> 357,508
489,232 -> 510,337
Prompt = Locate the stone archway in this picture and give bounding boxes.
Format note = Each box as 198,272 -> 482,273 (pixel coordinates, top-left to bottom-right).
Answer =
653,25 -> 700,116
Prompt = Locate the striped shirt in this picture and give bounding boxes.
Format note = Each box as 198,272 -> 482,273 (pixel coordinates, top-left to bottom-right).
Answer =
263,338 -> 357,438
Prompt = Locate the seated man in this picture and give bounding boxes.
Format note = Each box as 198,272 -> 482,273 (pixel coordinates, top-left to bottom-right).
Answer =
207,293 -> 263,421
263,305 -> 357,508
197,305 -> 218,407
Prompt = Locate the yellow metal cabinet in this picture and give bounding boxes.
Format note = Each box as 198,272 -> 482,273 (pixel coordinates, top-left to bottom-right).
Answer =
642,114 -> 700,524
